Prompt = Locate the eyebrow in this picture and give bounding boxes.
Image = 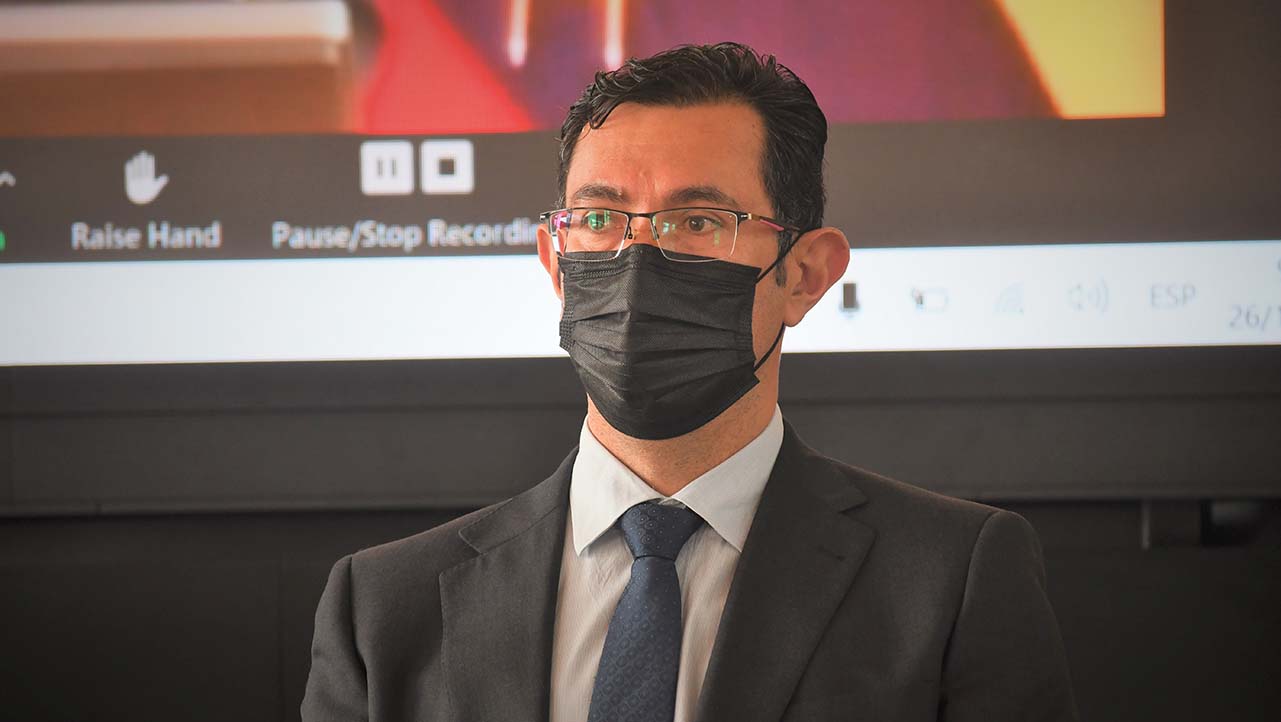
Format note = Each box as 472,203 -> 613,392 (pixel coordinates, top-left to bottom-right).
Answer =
569,183 -> 627,204
568,183 -> 741,209
667,185 -> 740,208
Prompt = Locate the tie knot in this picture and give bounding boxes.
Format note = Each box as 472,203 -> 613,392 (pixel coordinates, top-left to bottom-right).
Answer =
618,501 -> 703,561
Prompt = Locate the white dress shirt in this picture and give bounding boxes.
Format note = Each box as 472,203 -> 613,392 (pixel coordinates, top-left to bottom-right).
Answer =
548,407 -> 785,722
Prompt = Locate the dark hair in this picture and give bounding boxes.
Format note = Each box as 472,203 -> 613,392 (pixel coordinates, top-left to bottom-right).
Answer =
556,42 -> 828,272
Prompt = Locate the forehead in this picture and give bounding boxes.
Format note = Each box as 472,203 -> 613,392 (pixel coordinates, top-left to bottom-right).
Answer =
565,102 -> 769,210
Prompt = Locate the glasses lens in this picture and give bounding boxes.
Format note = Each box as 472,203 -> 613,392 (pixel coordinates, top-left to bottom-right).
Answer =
551,208 -> 626,257
654,209 -> 738,261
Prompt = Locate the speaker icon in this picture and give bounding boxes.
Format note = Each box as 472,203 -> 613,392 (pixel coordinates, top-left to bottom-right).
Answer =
1067,280 -> 1109,313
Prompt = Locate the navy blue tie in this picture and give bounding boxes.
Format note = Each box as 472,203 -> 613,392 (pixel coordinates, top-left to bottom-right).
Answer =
587,501 -> 704,722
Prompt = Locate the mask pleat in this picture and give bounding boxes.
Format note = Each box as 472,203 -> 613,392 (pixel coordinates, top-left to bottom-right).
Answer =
557,243 -> 772,440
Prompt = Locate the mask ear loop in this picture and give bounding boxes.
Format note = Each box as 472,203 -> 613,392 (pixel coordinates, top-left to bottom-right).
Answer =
753,324 -> 785,372
754,230 -> 801,283
750,229 -> 802,371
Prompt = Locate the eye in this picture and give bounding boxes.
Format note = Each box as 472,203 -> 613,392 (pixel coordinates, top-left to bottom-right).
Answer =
582,210 -> 612,232
676,212 -> 725,235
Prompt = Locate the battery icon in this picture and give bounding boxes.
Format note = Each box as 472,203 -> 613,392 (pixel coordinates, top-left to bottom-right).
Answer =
840,282 -> 859,311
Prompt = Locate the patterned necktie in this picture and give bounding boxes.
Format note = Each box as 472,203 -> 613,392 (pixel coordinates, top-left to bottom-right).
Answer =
587,501 -> 705,722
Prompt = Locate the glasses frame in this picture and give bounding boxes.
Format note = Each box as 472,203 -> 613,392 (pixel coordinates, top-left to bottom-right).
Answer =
539,206 -> 802,262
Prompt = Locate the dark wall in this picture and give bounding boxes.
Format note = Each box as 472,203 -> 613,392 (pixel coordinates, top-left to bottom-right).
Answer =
5,348 -> 1280,516
3,350 -> 1281,719
3,350 -> 1281,720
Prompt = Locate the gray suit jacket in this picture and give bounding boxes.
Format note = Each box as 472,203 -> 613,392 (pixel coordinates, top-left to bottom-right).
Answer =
302,423 -> 1078,721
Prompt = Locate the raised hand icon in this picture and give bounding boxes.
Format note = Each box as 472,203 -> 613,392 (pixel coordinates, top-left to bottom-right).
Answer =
125,151 -> 169,205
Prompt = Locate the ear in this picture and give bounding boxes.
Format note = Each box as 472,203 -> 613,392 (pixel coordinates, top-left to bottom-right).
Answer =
536,224 -> 564,301
781,227 -> 850,327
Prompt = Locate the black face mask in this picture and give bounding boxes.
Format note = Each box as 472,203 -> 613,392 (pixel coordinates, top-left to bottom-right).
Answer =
557,243 -> 789,440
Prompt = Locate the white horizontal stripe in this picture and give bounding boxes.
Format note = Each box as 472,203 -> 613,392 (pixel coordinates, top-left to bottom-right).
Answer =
1,240 -> 1277,366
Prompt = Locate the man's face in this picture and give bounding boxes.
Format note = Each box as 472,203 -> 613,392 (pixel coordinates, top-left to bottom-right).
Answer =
542,101 -> 788,365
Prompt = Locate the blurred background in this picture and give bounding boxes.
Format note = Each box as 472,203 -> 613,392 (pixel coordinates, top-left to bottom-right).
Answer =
0,1 -> 1278,720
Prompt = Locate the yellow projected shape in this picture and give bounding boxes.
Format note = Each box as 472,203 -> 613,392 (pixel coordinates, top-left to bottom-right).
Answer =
996,0 -> 1165,118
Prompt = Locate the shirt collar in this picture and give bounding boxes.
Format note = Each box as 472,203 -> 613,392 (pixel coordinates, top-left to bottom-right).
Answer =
569,407 -> 784,555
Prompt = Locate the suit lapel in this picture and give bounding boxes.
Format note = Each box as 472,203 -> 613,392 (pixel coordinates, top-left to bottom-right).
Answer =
695,425 -> 876,722
439,450 -> 575,722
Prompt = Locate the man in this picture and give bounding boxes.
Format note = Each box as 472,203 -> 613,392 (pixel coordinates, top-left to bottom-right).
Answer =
303,42 -> 1077,722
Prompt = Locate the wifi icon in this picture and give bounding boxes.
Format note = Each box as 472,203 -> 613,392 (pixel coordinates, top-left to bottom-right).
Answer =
995,284 -> 1025,314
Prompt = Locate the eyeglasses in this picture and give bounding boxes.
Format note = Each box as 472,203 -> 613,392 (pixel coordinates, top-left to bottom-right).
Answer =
539,206 -> 800,262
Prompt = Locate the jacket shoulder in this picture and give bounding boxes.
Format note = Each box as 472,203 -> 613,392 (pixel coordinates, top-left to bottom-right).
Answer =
838,460 -> 1000,523
347,499 -> 507,582
821,457 -> 1027,563
341,448 -> 575,595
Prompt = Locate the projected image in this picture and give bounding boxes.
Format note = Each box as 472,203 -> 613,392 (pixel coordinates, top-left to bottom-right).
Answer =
361,0 -> 1166,133
0,0 -> 1165,137
3,0 -> 1275,367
